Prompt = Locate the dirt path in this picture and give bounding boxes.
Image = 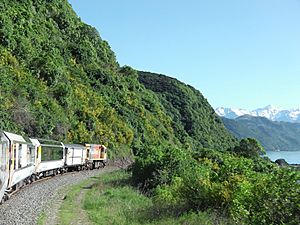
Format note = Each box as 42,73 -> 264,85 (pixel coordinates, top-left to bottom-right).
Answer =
43,167 -> 117,225
69,184 -> 94,225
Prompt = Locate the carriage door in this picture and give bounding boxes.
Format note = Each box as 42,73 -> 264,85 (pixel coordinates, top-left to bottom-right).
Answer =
27,145 -> 35,166
86,148 -> 90,160
100,146 -> 104,159
65,147 -> 72,165
8,143 -> 17,183
18,144 -> 22,169
9,143 -> 17,172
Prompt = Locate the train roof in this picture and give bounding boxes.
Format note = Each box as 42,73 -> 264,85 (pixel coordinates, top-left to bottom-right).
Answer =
64,144 -> 85,149
29,138 -> 64,147
29,138 -> 39,146
3,131 -> 26,143
85,143 -> 106,148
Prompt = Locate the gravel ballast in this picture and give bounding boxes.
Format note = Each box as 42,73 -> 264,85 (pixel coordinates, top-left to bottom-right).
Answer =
0,167 -> 117,225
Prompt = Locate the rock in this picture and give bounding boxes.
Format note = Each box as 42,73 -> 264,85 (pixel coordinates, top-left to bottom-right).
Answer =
275,158 -> 289,166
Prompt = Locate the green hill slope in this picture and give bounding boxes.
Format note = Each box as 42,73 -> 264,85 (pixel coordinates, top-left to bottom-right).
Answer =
222,115 -> 300,151
138,71 -> 236,151
0,0 -> 235,157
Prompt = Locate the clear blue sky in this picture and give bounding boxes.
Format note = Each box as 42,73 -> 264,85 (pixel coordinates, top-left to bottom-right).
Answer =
68,0 -> 300,110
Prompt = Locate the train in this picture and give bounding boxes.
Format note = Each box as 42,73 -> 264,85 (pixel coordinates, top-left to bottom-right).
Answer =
0,131 -> 108,204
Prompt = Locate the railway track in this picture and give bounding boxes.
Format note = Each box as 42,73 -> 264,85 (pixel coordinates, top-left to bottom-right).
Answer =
0,166 -> 117,225
5,171 -> 80,201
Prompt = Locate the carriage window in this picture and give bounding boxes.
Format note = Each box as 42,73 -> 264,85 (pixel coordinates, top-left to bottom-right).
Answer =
13,144 -> 17,170
27,146 -> 35,165
31,147 -> 35,164
18,144 -> 22,169
0,142 -> 4,171
41,146 -> 63,161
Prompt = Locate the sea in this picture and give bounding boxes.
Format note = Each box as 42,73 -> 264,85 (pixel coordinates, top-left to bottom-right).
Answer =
266,150 -> 300,164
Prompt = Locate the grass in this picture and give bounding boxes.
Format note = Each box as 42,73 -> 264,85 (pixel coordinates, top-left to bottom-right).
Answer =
38,170 -> 232,225
57,178 -> 93,225
82,170 -> 232,225
37,211 -> 46,225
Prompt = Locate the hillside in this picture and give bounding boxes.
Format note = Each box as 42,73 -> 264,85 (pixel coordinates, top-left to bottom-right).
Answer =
0,0 -> 236,157
138,71 -> 236,151
222,115 -> 300,151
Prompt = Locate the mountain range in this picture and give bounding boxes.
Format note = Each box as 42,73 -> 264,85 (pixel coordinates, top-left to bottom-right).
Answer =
222,115 -> 300,151
216,105 -> 300,123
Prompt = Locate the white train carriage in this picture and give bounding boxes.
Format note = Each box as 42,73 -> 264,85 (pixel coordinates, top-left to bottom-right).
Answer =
30,138 -> 65,178
0,131 -> 35,203
64,144 -> 86,171
85,144 -> 108,169
0,132 -> 9,203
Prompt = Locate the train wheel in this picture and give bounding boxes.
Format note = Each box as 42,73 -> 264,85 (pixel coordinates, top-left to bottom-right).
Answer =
31,175 -> 36,182
4,193 -> 9,201
26,178 -> 31,185
0,193 -> 8,204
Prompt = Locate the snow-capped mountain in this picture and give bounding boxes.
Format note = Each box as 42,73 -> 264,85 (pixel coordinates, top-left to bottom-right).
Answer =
215,105 -> 300,123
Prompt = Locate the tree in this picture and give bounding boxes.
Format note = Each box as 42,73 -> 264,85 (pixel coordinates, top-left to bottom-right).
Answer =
233,138 -> 265,158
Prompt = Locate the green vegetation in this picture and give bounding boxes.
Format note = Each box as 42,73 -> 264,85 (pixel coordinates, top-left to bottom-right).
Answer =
83,170 -> 231,225
1,1 -> 300,224
222,115 -> 300,151
138,71 -> 237,151
232,138 -> 265,158
132,143 -> 300,225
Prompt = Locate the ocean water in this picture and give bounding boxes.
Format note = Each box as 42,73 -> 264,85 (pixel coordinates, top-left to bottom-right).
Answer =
266,150 -> 300,164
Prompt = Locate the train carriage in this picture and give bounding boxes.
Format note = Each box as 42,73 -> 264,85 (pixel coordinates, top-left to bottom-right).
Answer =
64,144 -> 86,171
0,131 -> 35,203
0,132 -> 9,203
30,138 -> 65,178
